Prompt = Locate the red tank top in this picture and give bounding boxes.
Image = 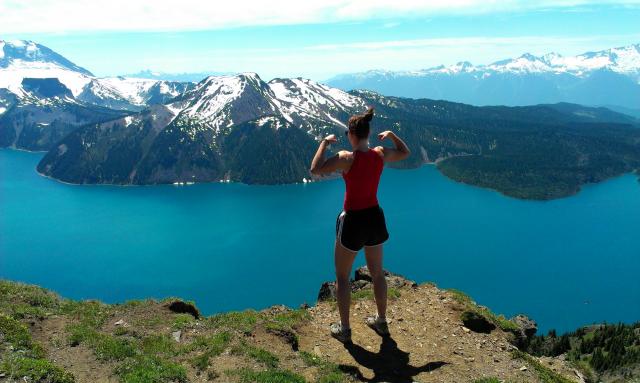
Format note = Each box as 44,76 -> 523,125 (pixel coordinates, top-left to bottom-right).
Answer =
343,148 -> 384,211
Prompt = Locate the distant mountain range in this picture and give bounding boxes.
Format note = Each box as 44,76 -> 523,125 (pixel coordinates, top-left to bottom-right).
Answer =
0,40 -> 193,112
327,44 -> 640,110
1,39 -> 639,199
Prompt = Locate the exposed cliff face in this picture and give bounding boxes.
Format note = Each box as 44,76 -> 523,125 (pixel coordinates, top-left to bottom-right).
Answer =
0,274 -> 586,383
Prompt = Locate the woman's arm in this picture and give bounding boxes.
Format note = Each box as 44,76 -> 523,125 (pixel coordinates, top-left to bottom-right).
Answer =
377,131 -> 411,162
310,134 -> 350,175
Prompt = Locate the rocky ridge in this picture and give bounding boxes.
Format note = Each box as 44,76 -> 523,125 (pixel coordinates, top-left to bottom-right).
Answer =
0,271 -> 586,383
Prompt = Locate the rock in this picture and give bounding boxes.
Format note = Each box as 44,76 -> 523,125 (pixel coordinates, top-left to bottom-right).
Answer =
519,366 -> 528,371
262,305 -> 291,315
317,281 -> 337,302
511,314 -> 538,337
114,319 -> 125,326
164,300 -> 201,319
354,266 -> 418,288
351,279 -> 371,290
460,311 -> 496,334
462,326 -> 471,333
318,268 -> 417,302
172,330 -> 181,342
510,314 -> 538,348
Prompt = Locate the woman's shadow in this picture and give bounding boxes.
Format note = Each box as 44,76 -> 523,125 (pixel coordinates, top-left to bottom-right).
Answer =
341,335 -> 448,383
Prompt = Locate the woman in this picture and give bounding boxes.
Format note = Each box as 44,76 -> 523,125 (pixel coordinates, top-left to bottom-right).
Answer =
309,107 -> 410,343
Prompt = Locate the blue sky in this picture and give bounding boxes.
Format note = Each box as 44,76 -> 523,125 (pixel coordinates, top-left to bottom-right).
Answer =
2,1 -> 640,80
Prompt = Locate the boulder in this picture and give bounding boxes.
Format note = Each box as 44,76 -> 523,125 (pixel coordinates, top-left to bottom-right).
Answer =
317,281 -> 337,302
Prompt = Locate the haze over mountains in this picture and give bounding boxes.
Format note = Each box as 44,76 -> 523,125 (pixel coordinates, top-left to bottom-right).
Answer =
327,44 -> 640,113
1,39 -> 639,199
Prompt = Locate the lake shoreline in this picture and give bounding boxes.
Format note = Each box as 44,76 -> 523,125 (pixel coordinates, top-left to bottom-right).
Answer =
5,147 -> 638,201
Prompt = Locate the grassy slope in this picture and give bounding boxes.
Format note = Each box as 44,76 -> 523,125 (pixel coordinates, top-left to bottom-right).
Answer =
0,279 -> 582,383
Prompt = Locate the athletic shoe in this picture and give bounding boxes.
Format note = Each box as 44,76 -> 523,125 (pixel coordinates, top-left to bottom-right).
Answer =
330,322 -> 352,343
365,315 -> 390,336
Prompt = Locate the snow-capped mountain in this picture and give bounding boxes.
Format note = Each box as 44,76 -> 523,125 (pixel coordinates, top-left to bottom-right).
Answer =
0,78 -> 128,151
327,43 -> 640,109
77,77 -> 193,111
167,73 -> 365,135
36,72 -> 369,185
0,40 -> 94,97
36,73 -> 640,199
0,40 -> 193,110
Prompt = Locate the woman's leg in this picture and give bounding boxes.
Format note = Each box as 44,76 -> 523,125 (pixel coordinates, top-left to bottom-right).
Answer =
364,244 -> 387,319
335,240 -> 357,328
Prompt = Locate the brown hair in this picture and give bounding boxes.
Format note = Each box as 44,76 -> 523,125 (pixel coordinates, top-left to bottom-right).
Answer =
348,107 -> 374,139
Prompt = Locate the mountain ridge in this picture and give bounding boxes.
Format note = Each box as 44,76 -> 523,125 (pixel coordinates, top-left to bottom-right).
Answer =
0,273 -> 597,383
326,43 -> 640,109
1,40 -> 639,200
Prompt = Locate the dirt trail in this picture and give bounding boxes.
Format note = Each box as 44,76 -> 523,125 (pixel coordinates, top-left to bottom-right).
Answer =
299,284 -> 582,383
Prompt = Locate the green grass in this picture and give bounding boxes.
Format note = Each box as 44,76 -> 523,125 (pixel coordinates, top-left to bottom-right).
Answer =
448,288 -> 519,333
67,323 -> 136,361
0,313 -> 74,382
172,313 -> 195,330
141,334 -> 176,356
0,280 -> 61,319
448,289 -> 473,305
183,331 -> 231,353
264,309 -> 311,332
185,331 -> 232,371
351,288 -> 401,302
60,299 -> 112,329
232,341 -> 280,368
0,356 -> 75,383
115,355 -> 187,383
481,310 -> 520,332
0,313 -> 37,352
248,347 -> 280,368
512,350 -> 574,383
227,368 -> 306,383
207,310 -> 260,334
299,351 -> 346,383
472,378 -> 501,383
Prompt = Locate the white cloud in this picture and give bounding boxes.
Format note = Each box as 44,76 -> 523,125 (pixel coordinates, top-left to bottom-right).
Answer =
0,0 -> 639,34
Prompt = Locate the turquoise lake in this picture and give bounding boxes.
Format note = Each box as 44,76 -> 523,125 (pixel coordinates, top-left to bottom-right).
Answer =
1,148 -> 639,333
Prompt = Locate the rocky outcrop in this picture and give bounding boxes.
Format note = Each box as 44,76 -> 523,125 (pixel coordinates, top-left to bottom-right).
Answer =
509,314 -> 538,348
317,266 -> 417,302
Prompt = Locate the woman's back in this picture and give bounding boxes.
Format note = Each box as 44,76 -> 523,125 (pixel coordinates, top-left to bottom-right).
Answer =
343,148 -> 384,211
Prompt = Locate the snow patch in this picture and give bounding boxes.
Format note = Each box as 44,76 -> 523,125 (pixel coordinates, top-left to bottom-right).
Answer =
0,60 -> 92,96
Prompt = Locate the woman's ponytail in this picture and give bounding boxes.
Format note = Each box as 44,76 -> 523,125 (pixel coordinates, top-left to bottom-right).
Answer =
348,107 -> 375,139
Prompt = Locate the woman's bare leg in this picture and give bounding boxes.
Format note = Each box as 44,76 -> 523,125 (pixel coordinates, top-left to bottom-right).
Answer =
364,244 -> 387,319
334,240 -> 357,328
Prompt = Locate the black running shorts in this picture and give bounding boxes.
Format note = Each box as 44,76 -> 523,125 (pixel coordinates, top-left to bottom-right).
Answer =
335,205 -> 389,252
